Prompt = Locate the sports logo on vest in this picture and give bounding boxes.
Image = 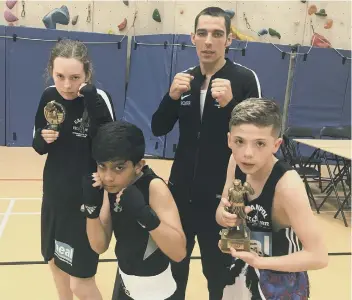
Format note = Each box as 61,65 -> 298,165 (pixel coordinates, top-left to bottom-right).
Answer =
72,118 -> 88,138
54,240 -> 74,266
246,203 -> 270,228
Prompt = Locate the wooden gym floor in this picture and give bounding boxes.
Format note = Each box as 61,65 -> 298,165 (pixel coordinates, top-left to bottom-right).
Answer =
0,147 -> 351,300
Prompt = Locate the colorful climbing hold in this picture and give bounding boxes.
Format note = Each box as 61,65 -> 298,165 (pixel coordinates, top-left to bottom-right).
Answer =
258,28 -> 268,36
72,15 -> 78,25
224,9 -> 235,19
311,32 -> 331,48
324,19 -> 333,29
269,28 -> 281,39
231,25 -> 256,41
42,5 -> 70,29
118,18 -> 127,31
152,9 -> 161,22
107,29 -> 114,34
6,0 -> 17,9
315,9 -> 327,17
180,9 -> 184,15
123,1 -> 129,6
308,5 -> 317,15
4,9 -> 18,22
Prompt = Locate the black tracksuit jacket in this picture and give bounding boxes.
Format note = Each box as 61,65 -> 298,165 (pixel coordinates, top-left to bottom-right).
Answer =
151,58 -> 261,221
32,85 -> 115,211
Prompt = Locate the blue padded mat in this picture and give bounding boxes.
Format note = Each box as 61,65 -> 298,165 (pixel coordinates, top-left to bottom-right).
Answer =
67,31 -> 127,120
5,26 -> 69,146
288,47 -> 351,130
233,41 -> 291,111
123,34 -> 174,157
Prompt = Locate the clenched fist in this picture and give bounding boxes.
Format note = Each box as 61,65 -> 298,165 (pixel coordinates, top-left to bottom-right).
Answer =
211,78 -> 233,107
169,73 -> 194,100
220,197 -> 252,227
41,129 -> 59,144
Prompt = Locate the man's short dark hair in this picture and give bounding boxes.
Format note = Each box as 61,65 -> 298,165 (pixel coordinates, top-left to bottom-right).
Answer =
194,7 -> 231,36
92,120 -> 145,165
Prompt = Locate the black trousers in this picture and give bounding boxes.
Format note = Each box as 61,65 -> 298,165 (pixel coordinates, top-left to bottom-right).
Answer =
168,184 -> 233,300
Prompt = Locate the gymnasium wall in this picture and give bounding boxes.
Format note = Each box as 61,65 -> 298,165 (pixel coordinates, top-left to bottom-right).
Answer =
0,1 -> 351,50
0,1 -> 351,159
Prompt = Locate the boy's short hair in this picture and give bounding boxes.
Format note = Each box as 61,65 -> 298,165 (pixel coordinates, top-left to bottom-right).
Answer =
92,120 -> 145,165
229,98 -> 282,137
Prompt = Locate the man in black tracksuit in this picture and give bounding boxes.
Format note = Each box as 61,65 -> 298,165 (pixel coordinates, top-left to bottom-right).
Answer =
151,7 -> 261,300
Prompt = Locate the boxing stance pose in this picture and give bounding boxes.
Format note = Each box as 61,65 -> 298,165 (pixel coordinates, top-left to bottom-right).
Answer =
152,7 -> 261,300
216,98 -> 328,299
82,120 -> 187,300
33,39 -> 115,300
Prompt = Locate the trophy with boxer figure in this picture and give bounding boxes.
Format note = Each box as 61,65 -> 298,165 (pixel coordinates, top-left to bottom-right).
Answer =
219,179 -> 254,252
44,100 -> 66,131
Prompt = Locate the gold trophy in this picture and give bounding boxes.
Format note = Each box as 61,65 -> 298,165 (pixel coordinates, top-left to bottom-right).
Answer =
219,179 -> 254,252
44,100 -> 66,131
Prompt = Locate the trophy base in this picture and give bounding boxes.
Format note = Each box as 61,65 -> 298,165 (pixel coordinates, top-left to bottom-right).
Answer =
219,227 -> 250,252
47,124 -> 59,131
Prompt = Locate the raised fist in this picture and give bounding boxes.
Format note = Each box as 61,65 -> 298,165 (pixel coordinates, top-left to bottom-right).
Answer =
169,73 -> 194,100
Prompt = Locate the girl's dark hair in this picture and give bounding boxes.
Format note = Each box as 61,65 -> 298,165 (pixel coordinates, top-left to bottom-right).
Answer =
46,39 -> 93,83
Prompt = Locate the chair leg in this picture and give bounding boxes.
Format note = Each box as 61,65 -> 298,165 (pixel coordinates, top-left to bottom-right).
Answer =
334,191 -> 351,220
304,178 -> 319,213
318,164 -> 323,192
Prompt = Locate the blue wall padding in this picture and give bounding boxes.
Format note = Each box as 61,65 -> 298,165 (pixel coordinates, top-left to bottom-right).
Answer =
288,47 -> 351,129
67,31 -> 127,120
123,34 -> 174,157
341,52 -> 351,126
233,41 -> 292,111
5,26 -> 69,146
0,26 -> 5,146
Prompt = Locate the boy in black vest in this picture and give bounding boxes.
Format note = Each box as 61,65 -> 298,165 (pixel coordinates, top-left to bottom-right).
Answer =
216,98 -> 328,299
82,120 -> 186,299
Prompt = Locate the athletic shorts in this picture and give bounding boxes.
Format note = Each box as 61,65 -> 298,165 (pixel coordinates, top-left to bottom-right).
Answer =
112,265 -> 177,300
223,264 -> 309,300
41,200 -> 99,278
259,270 -> 309,299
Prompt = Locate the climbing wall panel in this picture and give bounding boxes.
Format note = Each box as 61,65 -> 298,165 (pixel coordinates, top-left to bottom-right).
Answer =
92,1 -> 135,34
235,1 -> 307,46
302,1 -> 351,50
1,1 -> 93,32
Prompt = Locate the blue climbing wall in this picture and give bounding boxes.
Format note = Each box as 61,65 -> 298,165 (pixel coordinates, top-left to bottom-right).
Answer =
0,26 -> 5,146
123,34 -> 174,157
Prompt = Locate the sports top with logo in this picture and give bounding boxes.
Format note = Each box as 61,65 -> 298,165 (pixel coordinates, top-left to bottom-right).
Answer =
108,166 -> 171,276
233,160 -> 309,299
33,86 -> 115,210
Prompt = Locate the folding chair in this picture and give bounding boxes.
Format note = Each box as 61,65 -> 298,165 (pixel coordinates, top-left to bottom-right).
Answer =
280,134 -> 320,213
318,126 -> 351,226
284,127 -> 324,189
